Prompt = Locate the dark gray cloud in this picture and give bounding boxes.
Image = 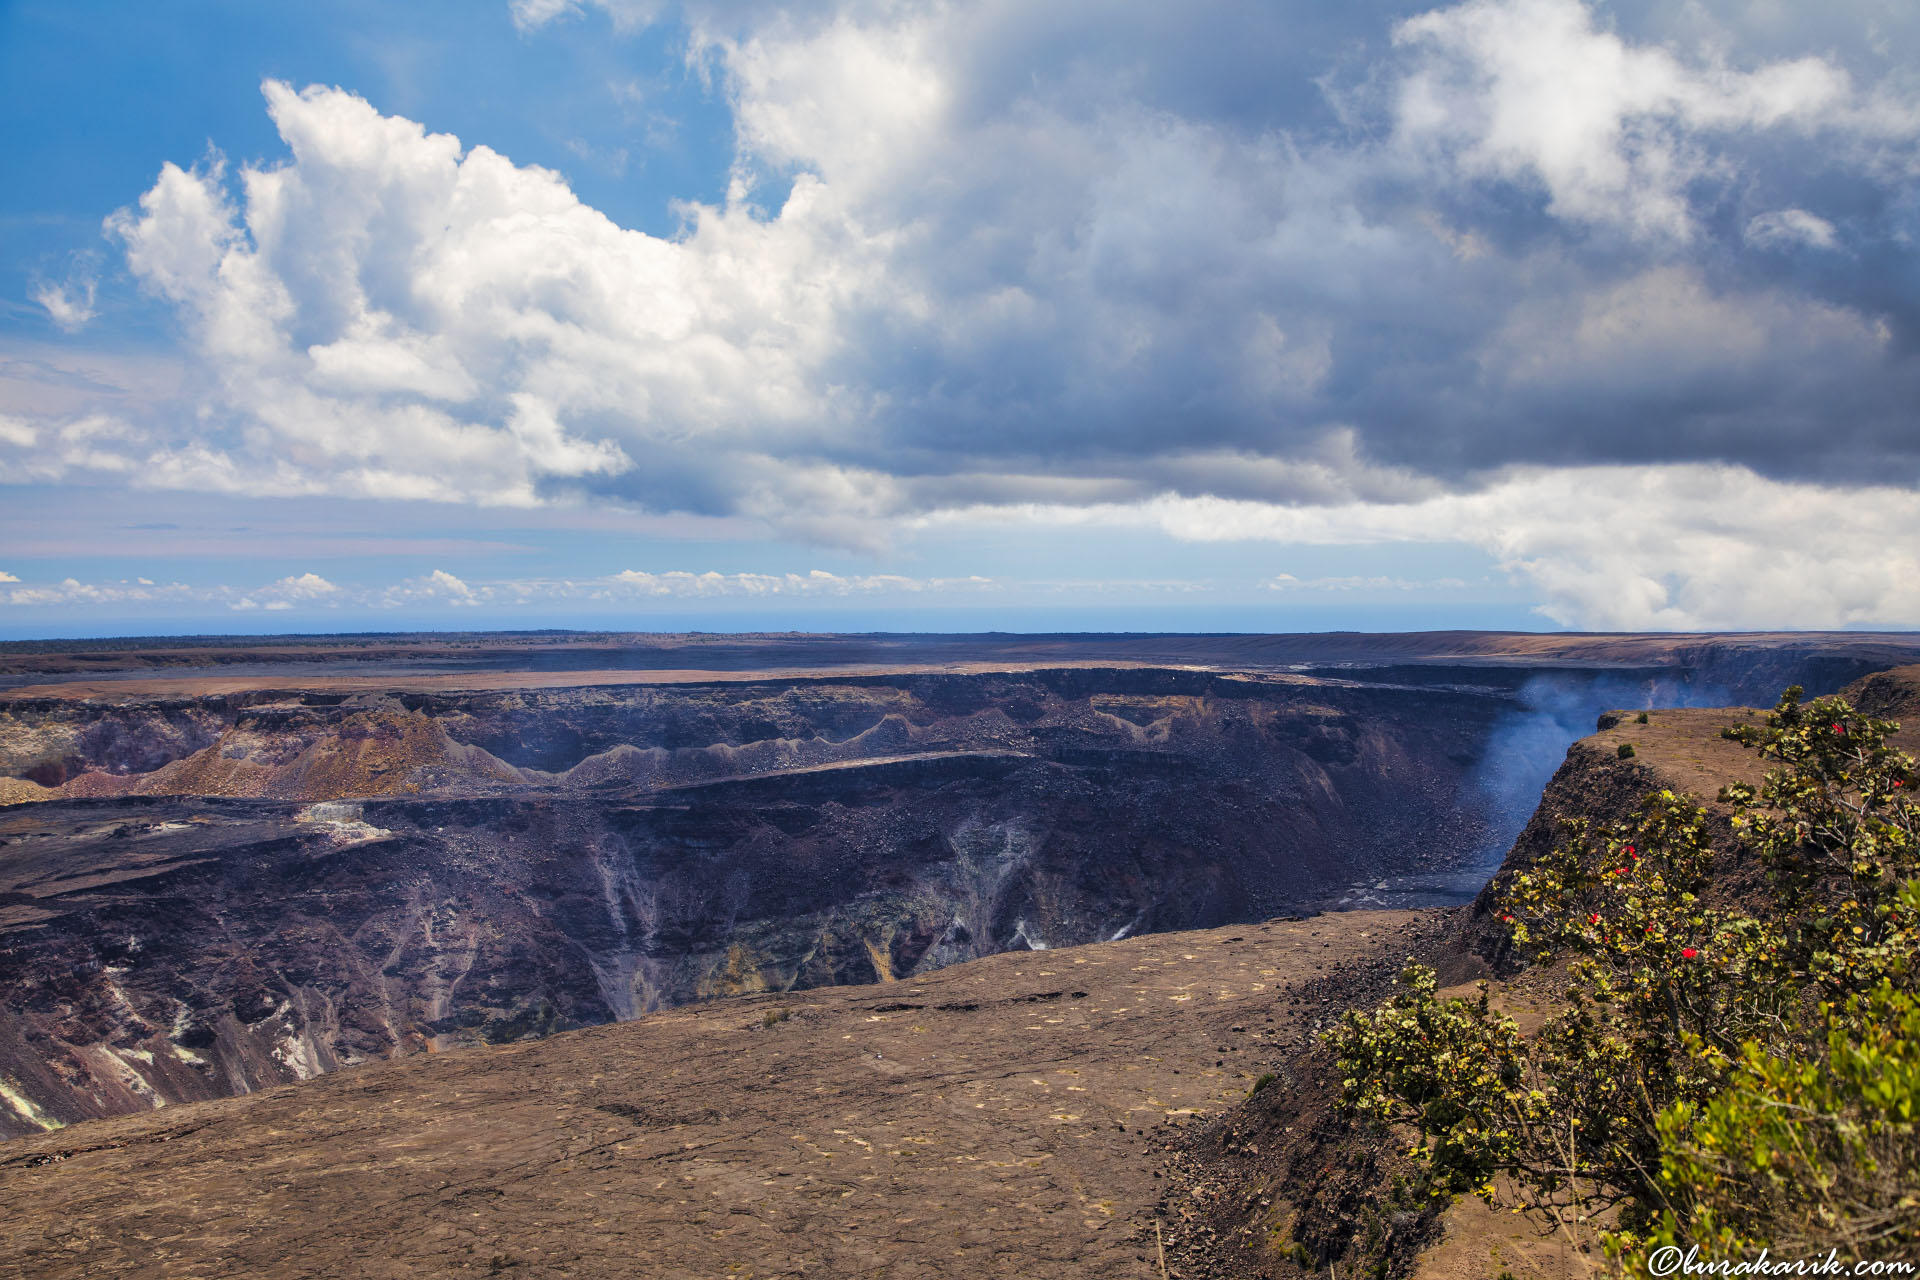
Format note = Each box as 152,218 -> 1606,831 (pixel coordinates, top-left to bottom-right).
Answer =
707,0 -> 1920,491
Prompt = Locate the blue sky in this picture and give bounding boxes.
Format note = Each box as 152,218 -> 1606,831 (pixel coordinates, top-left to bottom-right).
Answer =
3,0 -> 1918,638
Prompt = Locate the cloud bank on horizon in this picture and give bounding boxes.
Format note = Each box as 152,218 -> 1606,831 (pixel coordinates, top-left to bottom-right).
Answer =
5,0 -> 1919,632
0,566 -> 996,614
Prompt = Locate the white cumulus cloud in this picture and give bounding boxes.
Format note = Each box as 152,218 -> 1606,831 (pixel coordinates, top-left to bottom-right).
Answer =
31,277 -> 97,333
1393,0 -> 1851,240
5,578 -> 216,607
943,463 -> 1920,631
260,572 -> 341,604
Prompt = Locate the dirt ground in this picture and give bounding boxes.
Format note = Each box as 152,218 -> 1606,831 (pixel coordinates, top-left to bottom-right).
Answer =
0,910 -> 1448,1280
1589,696 -> 1920,803
1588,706 -> 1775,799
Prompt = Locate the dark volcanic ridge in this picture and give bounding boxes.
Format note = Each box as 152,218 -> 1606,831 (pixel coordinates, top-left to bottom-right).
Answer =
5,627 -> 1917,698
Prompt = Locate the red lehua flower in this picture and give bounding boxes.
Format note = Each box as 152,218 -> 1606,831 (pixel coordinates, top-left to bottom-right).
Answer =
1681,947 -> 1698,959
1589,913 -> 1601,925
1624,845 -> 1635,856
1833,723 -> 1846,734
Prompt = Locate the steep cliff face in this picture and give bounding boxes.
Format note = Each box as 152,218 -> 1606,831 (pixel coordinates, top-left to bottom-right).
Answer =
1454,740 -> 1710,972
0,669 -> 1512,1136
1458,663 -> 1920,972
1844,663 -> 1920,721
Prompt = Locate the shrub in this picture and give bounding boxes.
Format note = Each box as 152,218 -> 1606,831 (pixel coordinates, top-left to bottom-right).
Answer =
1645,980 -> 1920,1263
1325,686 -> 1920,1268
1617,742 -> 1636,759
